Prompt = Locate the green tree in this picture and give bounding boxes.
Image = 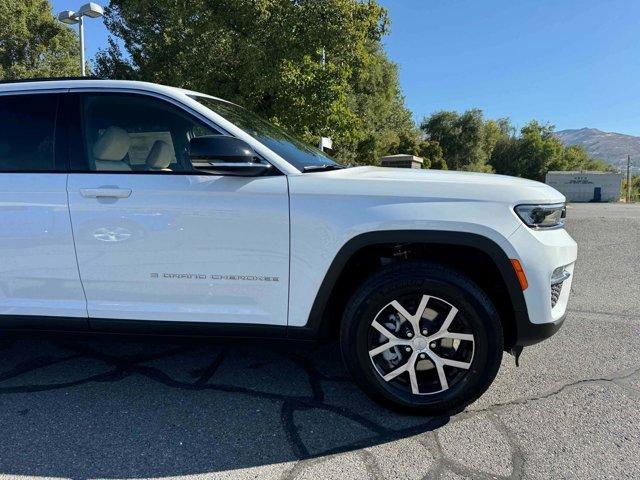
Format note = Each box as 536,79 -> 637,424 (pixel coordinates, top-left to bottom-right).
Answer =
421,108 -> 611,180
561,144 -> 612,172
514,121 -> 565,180
95,0 -> 416,165
0,0 -> 80,80
482,118 -> 511,160
488,120 -> 610,180
420,109 -> 492,172
489,136 -> 519,176
418,140 -> 446,170
622,175 -> 640,202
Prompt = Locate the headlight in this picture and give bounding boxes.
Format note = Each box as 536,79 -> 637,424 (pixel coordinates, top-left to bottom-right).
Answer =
515,203 -> 566,229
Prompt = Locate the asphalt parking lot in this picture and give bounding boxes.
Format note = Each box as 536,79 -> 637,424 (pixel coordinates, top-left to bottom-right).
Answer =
0,202 -> 638,480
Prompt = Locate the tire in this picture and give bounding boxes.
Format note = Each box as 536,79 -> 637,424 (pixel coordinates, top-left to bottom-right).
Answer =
340,261 -> 503,415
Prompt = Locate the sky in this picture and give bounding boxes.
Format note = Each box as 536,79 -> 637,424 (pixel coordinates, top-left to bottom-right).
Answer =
51,0 -> 640,135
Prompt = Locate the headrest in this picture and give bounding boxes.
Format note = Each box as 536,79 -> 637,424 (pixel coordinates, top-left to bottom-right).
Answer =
92,126 -> 131,161
145,140 -> 173,170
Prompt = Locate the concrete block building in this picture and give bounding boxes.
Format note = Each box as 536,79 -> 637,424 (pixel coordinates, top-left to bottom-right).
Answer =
545,171 -> 622,202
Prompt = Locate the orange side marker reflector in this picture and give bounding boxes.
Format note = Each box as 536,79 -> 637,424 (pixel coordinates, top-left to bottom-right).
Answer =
510,259 -> 529,291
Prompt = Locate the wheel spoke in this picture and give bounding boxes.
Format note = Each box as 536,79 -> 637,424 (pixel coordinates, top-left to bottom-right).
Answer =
435,331 -> 474,342
434,358 -> 449,391
441,357 -> 472,370
414,294 -> 431,326
408,360 -> 420,394
382,351 -> 417,382
371,320 -> 399,341
390,300 -> 413,324
368,341 -> 397,358
438,305 -> 458,333
391,295 -> 430,334
383,363 -> 408,382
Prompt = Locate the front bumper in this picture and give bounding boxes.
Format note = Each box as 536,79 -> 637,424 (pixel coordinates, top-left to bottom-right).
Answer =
508,224 -> 577,346
514,311 -> 566,346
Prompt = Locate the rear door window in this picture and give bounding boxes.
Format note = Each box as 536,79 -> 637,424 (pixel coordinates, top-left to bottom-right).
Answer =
0,94 -> 59,172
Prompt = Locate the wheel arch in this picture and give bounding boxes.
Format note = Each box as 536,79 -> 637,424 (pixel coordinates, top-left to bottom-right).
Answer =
288,230 -> 530,350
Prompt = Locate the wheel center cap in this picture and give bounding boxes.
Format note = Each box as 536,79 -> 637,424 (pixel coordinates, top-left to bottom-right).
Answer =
412,337 -> 428,351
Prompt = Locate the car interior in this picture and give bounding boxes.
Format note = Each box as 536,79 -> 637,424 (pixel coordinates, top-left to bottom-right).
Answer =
82,94 -> 219,173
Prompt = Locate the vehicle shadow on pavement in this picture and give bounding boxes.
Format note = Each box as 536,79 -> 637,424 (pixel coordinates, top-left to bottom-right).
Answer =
0,336 -> 450,478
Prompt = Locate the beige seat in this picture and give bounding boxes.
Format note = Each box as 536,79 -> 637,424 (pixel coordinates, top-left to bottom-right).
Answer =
92,126 -> 132,171
145,140 -> 173,171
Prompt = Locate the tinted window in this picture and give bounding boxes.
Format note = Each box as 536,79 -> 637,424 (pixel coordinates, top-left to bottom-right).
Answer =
191,95 -> 342,171
80,94 -> 218,173
0,94 -> 58,172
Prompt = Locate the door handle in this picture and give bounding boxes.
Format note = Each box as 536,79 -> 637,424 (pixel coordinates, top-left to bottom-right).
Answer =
80,188 -> 132,199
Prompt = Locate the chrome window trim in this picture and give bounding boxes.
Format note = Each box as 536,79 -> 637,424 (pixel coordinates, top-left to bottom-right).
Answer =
68,87 -> 233,136
0,88 -> 69,96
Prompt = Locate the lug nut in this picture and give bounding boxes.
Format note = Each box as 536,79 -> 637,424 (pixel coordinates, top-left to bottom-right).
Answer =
419,353 -> 426,359
406,331 -> 413,338
422,329 -> 428,335
430,342 -> 436,349
405,346 -> 411,352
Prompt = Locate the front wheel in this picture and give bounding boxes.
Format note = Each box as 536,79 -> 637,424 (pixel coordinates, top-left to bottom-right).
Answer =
340,261 -> 503,415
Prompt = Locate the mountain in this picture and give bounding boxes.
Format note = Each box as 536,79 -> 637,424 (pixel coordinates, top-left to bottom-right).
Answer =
554,128 -> 639,171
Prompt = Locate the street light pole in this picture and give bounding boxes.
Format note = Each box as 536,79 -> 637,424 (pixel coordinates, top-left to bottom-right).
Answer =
57,3 -> 104,77
78,15 -> 85,76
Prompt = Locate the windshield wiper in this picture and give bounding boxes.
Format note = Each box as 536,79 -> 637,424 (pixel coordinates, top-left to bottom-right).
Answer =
302,164 -> 346,172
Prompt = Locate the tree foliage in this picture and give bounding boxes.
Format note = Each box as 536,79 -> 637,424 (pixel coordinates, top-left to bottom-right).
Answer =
622,175 -> 640,202
490,120 -> 612,181
0,0 -> 80,80
420,109 -> 492,173
95,0 -> 417,165
421,109 -> 611,180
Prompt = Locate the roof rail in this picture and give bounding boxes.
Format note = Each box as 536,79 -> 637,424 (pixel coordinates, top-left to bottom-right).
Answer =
0,76 -> 104,85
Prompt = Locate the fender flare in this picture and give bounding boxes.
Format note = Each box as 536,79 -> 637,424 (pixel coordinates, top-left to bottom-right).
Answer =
288,230 -> 532,345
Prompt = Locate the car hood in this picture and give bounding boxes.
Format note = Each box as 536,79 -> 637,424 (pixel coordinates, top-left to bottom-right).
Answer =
302,166 -> 565,204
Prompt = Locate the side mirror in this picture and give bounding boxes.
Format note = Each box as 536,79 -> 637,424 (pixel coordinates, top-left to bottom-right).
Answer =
188,135 -> 272,176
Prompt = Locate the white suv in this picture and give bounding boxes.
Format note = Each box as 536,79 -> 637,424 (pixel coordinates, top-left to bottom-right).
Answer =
0,79 -> 576,413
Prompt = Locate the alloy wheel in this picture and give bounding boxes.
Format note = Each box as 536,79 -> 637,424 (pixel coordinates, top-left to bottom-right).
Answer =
367,294 -> 475,395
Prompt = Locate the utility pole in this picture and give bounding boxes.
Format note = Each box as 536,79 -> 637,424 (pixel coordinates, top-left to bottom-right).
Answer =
627,154 -> 632,203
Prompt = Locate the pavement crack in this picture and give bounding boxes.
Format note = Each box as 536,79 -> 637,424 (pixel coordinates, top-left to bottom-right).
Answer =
566,308 -> 640,322
278,351 -> 326,402
357,448 -> 383,479
467,363 -> 640,414
0,353 -> 81,382
489,412 -> 525,480
280,401 -> 310,460
193,347 -> 228,385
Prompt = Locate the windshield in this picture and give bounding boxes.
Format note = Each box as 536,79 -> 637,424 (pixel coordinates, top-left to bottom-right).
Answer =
191,95 -> 342,171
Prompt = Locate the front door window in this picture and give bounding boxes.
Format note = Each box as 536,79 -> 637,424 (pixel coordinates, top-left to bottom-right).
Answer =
79,94 -> 219,173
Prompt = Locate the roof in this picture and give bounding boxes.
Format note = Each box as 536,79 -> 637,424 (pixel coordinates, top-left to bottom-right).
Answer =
0,76 -> 102,84
0,77 -> 223,101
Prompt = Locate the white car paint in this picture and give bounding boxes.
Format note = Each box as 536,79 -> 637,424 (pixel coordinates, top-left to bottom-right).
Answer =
0,174 -> 86,318
67,173 -> 289,324
287,166 -> 575,327
0,79 -> 577,335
